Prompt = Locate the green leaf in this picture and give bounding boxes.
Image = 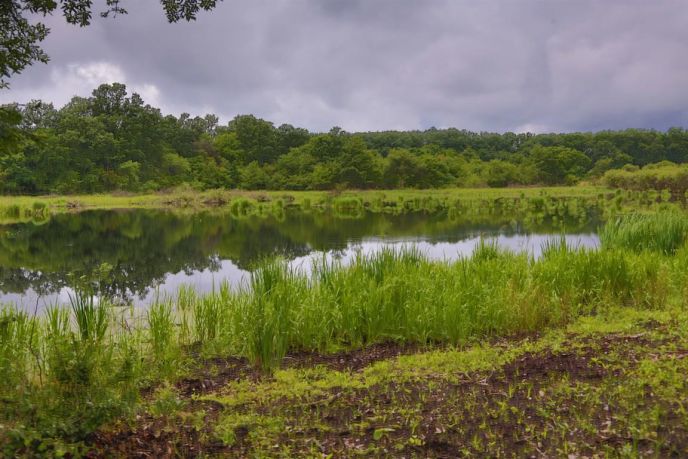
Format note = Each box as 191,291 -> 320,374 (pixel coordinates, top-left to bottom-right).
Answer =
373,427 -> 395,441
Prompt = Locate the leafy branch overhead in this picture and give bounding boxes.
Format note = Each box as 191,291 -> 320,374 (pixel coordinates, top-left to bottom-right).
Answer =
0,0 -> 222,88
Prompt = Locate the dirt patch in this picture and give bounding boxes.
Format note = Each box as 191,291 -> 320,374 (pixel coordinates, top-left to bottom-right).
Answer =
176,356 -> 260,398
502,347 -> 608,382
90,329 -> 688,457
639,318 -> 664,330
501,331 -> 660,383
201,197 -> 229,207
174,342 -> 429,399
64,201 -> 82,211
223,332 -> 685,457
283,341 -> 426,372
87,400 -> 226,458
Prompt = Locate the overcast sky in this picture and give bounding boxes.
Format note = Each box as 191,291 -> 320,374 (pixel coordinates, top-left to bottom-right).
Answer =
2,0 -> 688,133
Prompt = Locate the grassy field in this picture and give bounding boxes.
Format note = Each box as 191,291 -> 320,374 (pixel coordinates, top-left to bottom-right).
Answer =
0,186 -> 614,221
1,212 -> 688,456
0,186 -> 611,209
2,185 -> 682,229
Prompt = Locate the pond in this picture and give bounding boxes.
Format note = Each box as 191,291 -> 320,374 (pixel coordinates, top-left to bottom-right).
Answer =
0,208 -> 601,309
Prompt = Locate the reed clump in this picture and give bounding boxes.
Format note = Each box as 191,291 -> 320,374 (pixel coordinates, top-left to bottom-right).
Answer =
600,211 -> 688,255
1,296 -> 143,455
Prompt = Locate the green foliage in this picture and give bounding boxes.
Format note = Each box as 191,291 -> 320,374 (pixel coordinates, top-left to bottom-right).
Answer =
69,293 -> 107,343
148,385 -> 183,418
0,296 -> 143,456
3,85 -> 688,194
239,161 -> 271,190
2,203 -> 20,218
0,306 -> 33,394
529,145 -> 592,185
1,1 -> 221,88
241,261 -> 303,368
600,211 -> 688,255
0,106 -> 25,151
604,162 -> 688,199
484,160 -> 520,187
147,300 -> 180,376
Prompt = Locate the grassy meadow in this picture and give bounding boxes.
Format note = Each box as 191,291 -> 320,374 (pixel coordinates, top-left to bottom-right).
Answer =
1,189 -> 688,456
0,186 -> 611,220
0,184 -> 682,226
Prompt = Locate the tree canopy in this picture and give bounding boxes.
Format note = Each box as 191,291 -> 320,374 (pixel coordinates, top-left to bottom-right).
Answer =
0,0 -> 221,88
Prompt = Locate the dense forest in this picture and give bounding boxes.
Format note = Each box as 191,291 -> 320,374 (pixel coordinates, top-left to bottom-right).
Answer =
1,83 -> 688,194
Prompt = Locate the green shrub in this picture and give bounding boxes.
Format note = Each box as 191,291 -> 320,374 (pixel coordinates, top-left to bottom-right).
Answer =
604,163 -> 688,200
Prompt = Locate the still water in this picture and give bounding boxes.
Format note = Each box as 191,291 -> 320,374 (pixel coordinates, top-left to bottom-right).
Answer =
0,209 -> 600,308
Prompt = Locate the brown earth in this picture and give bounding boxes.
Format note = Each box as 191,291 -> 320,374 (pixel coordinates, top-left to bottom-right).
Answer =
87,326 -> 688,458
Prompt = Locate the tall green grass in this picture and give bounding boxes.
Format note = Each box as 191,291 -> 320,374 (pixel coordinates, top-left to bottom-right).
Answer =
69,293 -> 108,343
600,211 -> 688,254
0,296 -> 145,456
158,239 -> 673,368
0,307 -> 34,394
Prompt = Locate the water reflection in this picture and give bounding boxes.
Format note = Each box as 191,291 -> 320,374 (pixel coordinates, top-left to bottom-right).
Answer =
0,209 -> 601,308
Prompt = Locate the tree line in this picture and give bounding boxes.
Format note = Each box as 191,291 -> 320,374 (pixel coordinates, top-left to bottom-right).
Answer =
1,83 -> 688,194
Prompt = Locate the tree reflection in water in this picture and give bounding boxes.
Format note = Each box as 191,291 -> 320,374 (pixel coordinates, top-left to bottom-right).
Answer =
0,207 -> 601,305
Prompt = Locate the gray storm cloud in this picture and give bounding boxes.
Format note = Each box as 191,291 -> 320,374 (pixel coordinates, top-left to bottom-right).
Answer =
1,0 -> 687,133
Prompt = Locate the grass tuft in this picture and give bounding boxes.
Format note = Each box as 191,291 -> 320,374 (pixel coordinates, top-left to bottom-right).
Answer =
600,211 -> 688,254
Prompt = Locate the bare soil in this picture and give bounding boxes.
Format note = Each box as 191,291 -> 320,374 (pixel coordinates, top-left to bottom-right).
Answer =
88,324 -> 688,458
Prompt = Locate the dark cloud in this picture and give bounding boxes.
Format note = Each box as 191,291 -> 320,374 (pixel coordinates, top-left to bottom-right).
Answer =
2,0 -> 687,132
